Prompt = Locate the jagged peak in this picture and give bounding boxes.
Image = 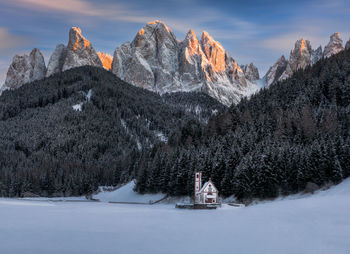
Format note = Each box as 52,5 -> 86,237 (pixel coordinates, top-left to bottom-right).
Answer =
29,48 -> 45,63
70,27 -> 82,36
97,52 -> 113,70
201,31 -> 224,50
132,20 -> 177,49
248,62 -> 256,67
30,48 -> 45,58
324,32 -> 344,58
184,29 -> 199,44
147,20 -> 161,25
294,38 -> 312,54
327,32 -> 343,45
146,20 -> 172,33
331,32 -> 340,40
55,43 -> 66,49
274,55 -> 287,63
137,28 -> 145,36
201,31 -> 214,42
186,29 -> 197,38
68,26 -> 91,51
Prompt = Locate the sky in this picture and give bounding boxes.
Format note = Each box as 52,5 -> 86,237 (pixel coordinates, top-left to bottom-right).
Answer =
0,0 -> 350,84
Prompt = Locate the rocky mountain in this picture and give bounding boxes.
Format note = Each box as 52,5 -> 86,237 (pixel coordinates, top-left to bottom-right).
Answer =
346,39 -> 350,50
0,66 -> 225,197
62,27 -> 102,71
2,48 -> 46,91
0,22 -> 261,105
323,32 -> 344,58
278,39 -> 322,81
97,52 -> 113,70
3,23 -> 347,105
46,44 -> 67,77
264,56 -> 288,86
50,27 -> 102,73
111,21 -> 259,106
2,27 -> 103,92
312,46 -> 323,64
265,32 -> 345,86
241,63 -> 260,82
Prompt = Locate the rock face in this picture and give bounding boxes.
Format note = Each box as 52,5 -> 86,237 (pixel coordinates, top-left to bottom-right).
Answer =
265,38 -> 324,86
346,40 -> 350,50
62,27 -> 102,71
346,39 -> 350,50
46,44 -> 67,77
111,21 -> 259,106
323,32 -> 344,58
3,48 -> 46,90
241,63 -> 259,82
97,52 -> 113,70
264,55 -> 288,86
312,46 -> 323,64
279,39 -> 315,81
2,27 -> 103,92
45,27 -> 102,77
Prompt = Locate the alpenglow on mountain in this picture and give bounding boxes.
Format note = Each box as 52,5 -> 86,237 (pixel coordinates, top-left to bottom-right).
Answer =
1,27 -> 105,93
264,32 -> 348,86
1,21 -> 261,106
111,21 -> 260,106
2,21 -> 350,105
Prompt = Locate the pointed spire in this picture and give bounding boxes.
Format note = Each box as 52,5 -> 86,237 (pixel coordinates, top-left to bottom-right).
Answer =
186,29 -> 197,39
63,26 -> 102,71
324,32 -> 344,58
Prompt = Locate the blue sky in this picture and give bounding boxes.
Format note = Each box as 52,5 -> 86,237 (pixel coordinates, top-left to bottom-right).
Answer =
0,0 -> 349,84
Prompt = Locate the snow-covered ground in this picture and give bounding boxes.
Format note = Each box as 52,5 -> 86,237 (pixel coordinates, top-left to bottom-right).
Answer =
1,178 -> 350,254
21,196 -> 87,201
72,103 -> 83,111
93,181 -> 166,203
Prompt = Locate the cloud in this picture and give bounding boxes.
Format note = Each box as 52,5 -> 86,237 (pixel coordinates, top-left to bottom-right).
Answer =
11,0 -> 98,16
0,27 -> 31,53
9,0 -> 155,24
8,0 -> 260,39
260,33 -> 325,52
259,15 -> 350,55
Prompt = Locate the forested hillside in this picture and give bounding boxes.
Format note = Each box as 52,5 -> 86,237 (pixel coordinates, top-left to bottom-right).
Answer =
1,48 -> 350,201
135,49 -> 350,201
0,67 -> 224,197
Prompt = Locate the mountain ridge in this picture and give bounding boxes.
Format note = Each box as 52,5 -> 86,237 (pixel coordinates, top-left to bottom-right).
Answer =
265,32 -> 348,86
1,21 -> 261,106
1,22 -> 350,105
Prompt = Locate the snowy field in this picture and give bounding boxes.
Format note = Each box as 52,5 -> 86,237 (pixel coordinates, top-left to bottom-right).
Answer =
93,181 -> 166,203
1,179 -> 350,254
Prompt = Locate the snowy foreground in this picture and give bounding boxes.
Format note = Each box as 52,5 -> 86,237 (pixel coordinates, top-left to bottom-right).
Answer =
1,179 -> 350,254
93,181 -> 166,203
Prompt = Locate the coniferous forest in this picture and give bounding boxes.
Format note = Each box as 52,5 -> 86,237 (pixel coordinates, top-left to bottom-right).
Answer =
0,67 -> 224,197
134,48 -> 350,200
0,49 -> 350,201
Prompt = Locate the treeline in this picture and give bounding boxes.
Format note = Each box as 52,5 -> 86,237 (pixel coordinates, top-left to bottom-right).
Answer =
134,49 -> 350,201
0,66 -> 224,197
